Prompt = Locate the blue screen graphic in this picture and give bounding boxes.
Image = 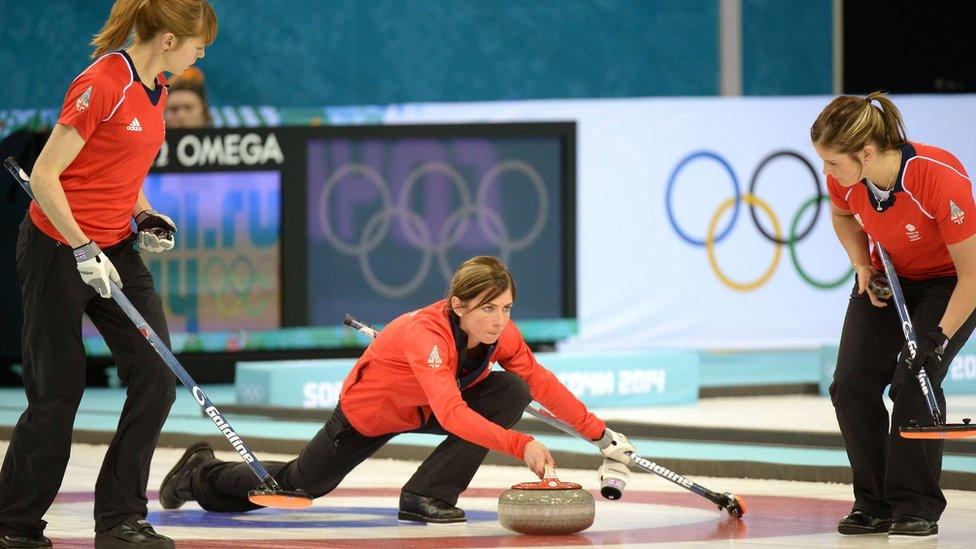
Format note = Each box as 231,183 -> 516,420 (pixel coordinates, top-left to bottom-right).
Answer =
141,171 -> 281,332
306,136 -> 565,326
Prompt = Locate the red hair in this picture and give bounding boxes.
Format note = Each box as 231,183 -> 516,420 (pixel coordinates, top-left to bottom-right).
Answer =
91,0 -> 217,59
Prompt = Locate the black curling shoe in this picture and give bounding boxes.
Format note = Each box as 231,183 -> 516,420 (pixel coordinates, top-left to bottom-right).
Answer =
159,441 -> 214,509
837,510 -> 891,534
0,534 -> 52,548
398,491 -> 466,523
94,517 -> 174,548
889,516 -> 938,537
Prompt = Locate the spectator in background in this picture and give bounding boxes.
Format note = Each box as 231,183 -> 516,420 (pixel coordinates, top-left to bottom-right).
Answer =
165,67 -> 211,129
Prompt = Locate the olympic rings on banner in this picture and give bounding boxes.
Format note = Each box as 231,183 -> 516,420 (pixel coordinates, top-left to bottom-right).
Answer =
749,151 -> 822,245
706,194 -> 782,291
666,151 -> 740,246
790,195 -> 855,288
666,149 -> 849,291
315,160 -> 550,298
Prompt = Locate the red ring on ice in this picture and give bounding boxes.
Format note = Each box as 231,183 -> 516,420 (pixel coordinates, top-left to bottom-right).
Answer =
52,487 -> 849,547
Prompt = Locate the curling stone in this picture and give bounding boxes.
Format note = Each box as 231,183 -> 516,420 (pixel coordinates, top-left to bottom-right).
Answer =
497,466 -> 595,535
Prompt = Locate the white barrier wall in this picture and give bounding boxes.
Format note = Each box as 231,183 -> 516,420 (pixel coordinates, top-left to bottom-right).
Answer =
237,350 -> 699,410
382,96 -> 976,350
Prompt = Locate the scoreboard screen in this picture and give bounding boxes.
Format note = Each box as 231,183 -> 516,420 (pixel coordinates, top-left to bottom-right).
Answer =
135,123 -> 575,338
304,131 -> 571,326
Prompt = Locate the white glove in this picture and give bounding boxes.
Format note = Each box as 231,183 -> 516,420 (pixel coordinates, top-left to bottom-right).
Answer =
135,208 -> 176,252
596,428 -> 634,464
74,241 -> 121,298
598,458 -> 630,500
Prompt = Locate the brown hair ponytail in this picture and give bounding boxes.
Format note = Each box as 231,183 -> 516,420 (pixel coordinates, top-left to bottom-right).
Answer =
810,91 -> 908,155
91,0 -> 217,59
446,256 -> 517,309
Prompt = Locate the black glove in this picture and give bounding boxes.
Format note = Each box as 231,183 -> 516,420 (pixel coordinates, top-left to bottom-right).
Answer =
901,327 -> 949,374
867,273 -> 892,300
135,209 -> 176,252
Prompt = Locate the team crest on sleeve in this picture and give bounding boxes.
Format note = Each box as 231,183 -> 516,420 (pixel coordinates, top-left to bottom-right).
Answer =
950,200 -> 966,225
427,345 -> 443,368
75,85 -> 92,112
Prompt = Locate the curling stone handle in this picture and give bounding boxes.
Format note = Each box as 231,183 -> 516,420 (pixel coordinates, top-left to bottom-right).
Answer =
543,465 -> 556,479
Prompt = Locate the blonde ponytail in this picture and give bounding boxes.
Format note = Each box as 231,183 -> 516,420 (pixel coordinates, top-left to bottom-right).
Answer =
864,91 -> 908,150
811,91 -> 908,155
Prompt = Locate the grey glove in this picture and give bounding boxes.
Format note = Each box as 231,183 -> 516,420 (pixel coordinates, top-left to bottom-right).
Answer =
74,241 -> 121,298
596,427 -> 634,464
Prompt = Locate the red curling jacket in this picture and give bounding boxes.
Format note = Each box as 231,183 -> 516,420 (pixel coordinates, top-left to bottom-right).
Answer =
339,300 -> 606,459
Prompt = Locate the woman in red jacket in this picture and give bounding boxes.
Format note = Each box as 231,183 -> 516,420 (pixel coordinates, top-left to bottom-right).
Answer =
160,256 -> 633,523
813,92 -> 976,538
0,2 -> 216,548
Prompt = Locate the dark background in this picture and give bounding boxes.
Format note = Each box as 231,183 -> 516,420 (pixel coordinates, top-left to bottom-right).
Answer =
4,1 -> 975,384
844,0 -> 976,94
1,124 -> 576,384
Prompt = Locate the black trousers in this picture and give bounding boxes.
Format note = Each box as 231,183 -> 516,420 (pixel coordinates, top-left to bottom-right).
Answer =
189,370 -> 532,512
0,217 -> 176,537
830,275 -> 976,522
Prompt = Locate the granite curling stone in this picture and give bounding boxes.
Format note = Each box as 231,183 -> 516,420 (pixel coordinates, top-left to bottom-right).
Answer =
497,467 -> 595,535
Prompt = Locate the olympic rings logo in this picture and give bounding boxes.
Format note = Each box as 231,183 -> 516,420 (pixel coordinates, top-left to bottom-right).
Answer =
315,160 -> 550,298
200,255 -> 271,317
665,150 -> 853,291
153,255 -> 272,319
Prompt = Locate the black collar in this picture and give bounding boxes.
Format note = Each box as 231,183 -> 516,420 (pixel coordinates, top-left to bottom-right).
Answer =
862,142 -> 915,213
449,312 -> 496,389
119,50 -> 164,106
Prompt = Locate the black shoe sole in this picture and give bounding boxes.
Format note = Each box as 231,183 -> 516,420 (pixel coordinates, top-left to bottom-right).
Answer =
838,523 -> 890,535
397,511 -> 466,523
93,532 -> 174,549
0,537 -> 52,549
159,442 -> 212,509
890,526 -> 938,537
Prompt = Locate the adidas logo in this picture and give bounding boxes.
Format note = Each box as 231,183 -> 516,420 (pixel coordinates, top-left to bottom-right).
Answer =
126,117 -> 143,132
